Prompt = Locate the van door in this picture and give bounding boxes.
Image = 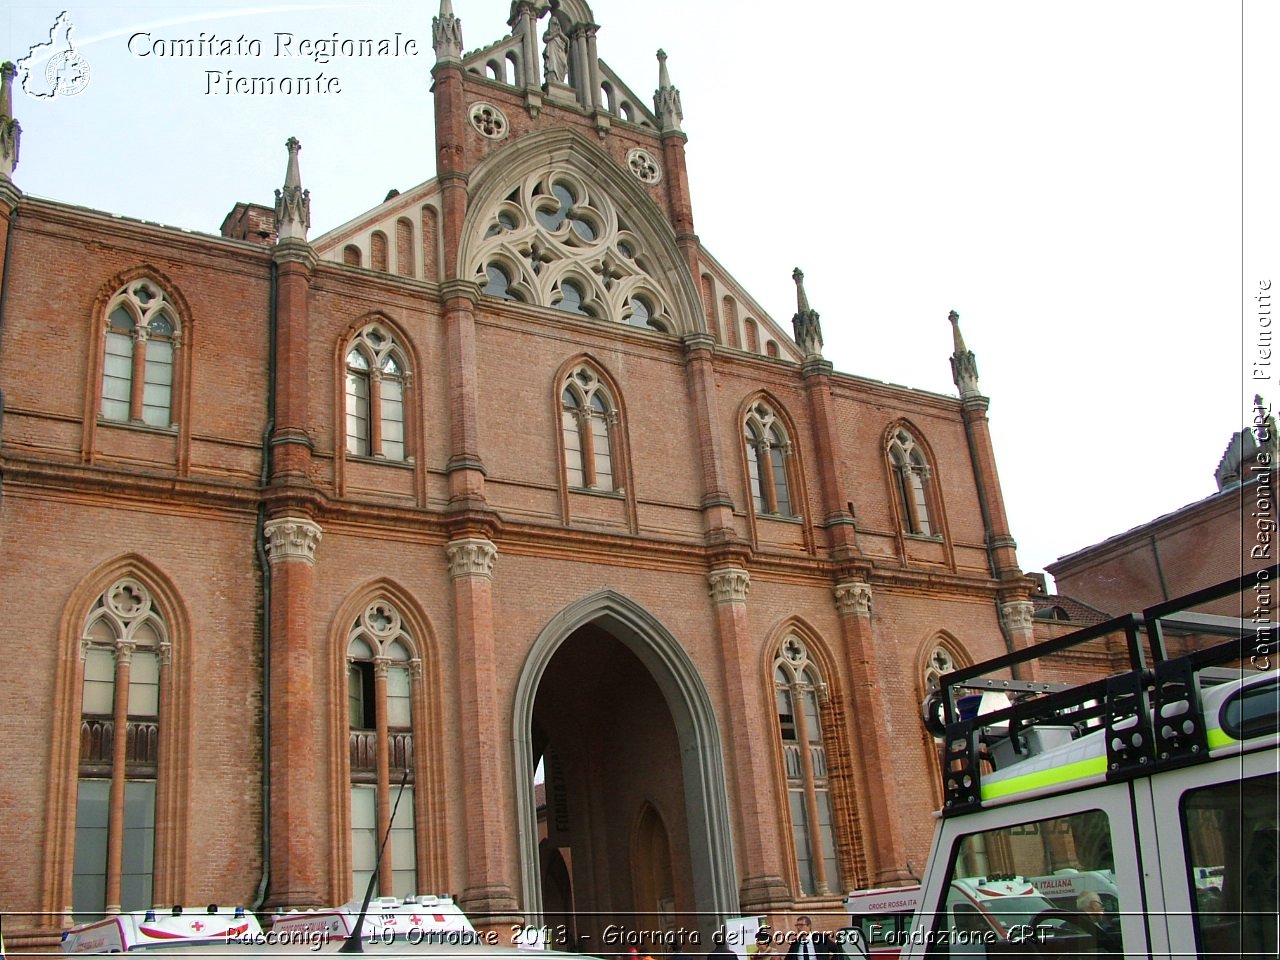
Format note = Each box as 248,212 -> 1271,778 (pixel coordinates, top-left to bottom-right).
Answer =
905,785 -> 1151,957
1144,751 -> 1278,959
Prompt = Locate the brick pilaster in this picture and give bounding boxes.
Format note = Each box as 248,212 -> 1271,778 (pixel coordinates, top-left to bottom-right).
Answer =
270,242 -> 317,484
801,358 -> 859,559
707,568 -> 790,910
833,581 -> 914,886
446,537 -> 519,928
263,516 -> 325,908
682,334 -> 737,543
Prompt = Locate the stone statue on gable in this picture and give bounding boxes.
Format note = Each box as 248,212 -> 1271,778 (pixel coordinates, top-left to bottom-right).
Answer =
543,17 -> 569,84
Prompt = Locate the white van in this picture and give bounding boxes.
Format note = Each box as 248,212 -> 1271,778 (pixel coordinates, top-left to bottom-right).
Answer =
902,572 -> 1278,958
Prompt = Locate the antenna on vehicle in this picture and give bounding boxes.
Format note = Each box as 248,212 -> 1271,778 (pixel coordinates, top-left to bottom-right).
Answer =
339,768 -> 411,954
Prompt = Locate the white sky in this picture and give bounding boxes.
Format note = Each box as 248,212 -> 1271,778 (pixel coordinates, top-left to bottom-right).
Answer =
2,1 -> 1273,586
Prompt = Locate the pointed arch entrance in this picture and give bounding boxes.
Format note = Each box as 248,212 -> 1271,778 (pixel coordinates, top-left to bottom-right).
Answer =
514,592 -> 736,946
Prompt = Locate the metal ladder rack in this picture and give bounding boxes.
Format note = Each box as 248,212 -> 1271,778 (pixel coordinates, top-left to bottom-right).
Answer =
932,571 -> 1273,815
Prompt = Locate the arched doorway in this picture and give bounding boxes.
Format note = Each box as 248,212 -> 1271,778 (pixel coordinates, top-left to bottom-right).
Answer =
513,592 -> 736,949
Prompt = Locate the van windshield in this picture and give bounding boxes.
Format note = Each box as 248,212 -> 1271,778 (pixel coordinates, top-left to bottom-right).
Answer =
925,810 -> 1125,957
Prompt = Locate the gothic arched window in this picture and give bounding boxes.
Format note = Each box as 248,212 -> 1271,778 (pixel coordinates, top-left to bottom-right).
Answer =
774,636 -> 839,898
347,601 -> 419,899
73,578 -> 169,917
889,429 -> 936,536
561,366 -> 618,492
345,324 -> 412,462
745,402 -> 794,517
101,280 -> 179,428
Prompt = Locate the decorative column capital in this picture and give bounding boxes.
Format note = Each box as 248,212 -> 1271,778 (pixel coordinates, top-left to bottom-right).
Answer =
707,567 -> 750,605
446,537 -> 497,580
264,516 -> 323,565
1000,599 -> 1035,634
834,580 -> 873,617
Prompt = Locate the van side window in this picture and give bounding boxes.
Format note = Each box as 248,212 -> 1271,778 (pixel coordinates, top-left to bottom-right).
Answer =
1180,773 -> 1278,958
925,809 -> 1125,957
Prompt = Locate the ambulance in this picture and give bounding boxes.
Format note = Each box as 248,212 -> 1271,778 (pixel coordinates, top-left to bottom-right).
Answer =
61,906 -> 263,953
270,896 -> 479,946
903,572 -> 1278,957
841,885 -> 921,956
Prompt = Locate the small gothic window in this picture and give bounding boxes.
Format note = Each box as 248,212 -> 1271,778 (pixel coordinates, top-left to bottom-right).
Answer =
100,280 -> 179,428
560,366 -> 618,492
345,324 -> 411,462
744,402 -> 796,518
889,429 -> 936,536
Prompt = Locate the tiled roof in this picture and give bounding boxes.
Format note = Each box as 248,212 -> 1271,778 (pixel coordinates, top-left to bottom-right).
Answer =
1031,592 -> 1112,625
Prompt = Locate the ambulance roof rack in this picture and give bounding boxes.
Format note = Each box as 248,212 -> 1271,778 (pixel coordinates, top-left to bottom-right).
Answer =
930,571 -> 1275,816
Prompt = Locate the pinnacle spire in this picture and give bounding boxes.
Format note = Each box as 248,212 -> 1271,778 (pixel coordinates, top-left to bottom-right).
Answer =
791,268 -> 824,359
948,310 -> 981,399
654,49 -> 683,133
274,137 -> 311,243
0,62 -> 20,180
433,0 -> 464,61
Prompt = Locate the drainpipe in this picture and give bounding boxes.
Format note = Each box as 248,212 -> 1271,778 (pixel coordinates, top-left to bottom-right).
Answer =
253,260 -> 278,911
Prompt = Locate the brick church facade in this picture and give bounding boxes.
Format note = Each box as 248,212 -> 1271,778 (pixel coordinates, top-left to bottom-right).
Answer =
0,1 -> 1043,946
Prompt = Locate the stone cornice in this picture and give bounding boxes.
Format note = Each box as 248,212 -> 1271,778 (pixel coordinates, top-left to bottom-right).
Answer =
446,537 -> 497,579
263,516 -> 323,564
272,238 -> 318,270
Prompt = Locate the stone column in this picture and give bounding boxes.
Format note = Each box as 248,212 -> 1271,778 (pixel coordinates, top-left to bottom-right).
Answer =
707,567 -> 790,910
446,537 -> 519,928
833,580 -> 914,885
104,641 -> 135,913
263,516 -> 325,908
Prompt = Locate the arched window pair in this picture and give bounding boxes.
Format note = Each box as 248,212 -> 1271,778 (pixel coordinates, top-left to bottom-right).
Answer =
345,324 -> 412,462
561,366 -> 618,492
99,280 -> 179,428
744,401 -> 796,518
888,428 -> 937,536
774,636 -> 840,897
346,601 -> 420,898
74,578 -> 169,917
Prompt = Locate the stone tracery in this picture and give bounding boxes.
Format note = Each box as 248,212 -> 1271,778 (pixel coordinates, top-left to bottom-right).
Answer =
472,169 -> 675,332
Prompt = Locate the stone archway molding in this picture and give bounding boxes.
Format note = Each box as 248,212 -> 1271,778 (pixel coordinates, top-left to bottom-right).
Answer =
512,589 -> 738,924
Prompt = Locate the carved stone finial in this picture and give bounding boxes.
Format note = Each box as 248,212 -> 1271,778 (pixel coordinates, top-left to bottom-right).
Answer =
273,137 -> 311,243
948,309 -> 981,400
707,568 -> 750,605
791,267 -> 824,359
834,581 -> 873,618
263,517 -> 323,565
0,62 -> 20,179
433,0 -> 464,61
654,49 -> 683,133
446,537 -> 498,580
